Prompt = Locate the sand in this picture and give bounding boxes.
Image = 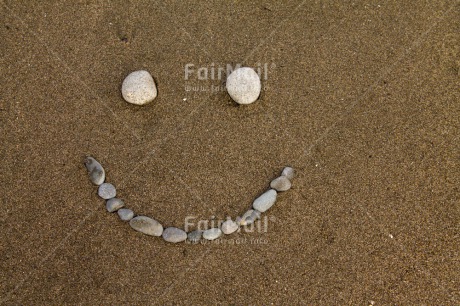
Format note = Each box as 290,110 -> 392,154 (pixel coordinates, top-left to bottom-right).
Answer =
1,1 -> 459,304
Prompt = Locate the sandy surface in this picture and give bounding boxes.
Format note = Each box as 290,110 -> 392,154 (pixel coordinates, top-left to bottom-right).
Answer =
1,1 -> 459,304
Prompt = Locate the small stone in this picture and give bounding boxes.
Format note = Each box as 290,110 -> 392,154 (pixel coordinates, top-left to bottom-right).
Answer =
129,216 -> 163,236
221,219 -> 239,234
187,230 -> 202,244
121,70 -> 157,105
253,189 -> 277,213
270,176 -> 292,192
162,227 -> 187,243
98,183 -> 116,200
281,167 -> 295,180
84,157 -> 105,185
238,209 -> 253,226
106,198 -> 124,212
117,208 -> 134,221
226,67 -> 261,105
203,228 -> 222,241
243,209 -> 262,226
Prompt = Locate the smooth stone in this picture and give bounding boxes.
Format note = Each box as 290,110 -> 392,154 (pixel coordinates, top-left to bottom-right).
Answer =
121,70 -> 157,105
226,67 -> 261,105
106,198 -> 124,212
270,176 -> 292,192
281,167 -> 295,180
253,189 -> 277,213
117,208 -> 134,221
98,183 -> 116,199
162,227 -> 187,243
187,230 -> 202,244
84,157 -> 105,185
244,209 -> 262,225
221,219 -> 239,234
238,209 -> 254,226
203,228 -> 222,241
129,216 -> 163,236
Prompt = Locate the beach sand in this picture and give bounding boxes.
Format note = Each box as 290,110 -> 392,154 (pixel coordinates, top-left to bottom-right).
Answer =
1,1 -> 459,304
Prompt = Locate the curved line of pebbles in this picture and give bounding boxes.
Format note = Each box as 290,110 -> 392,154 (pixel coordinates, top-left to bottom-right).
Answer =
84,156 -> 294,244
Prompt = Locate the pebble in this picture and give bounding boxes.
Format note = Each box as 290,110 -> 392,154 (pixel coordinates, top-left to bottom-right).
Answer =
187,230 -> 202,244
162,227 -> 187,243
226,67 -> 261,105
84,157 -> 105,185
203,228 -> 222,240
117,208 -> 134,221
270,176 -> 292,192
221,219 -> 239,234
281,167 -> 295,180
253,189 -> 277,213
129,216 -> 163,236
121,70 -> 157,105
98,183 -> 116,199
106,198 -> 124,212
243,209 -> 261,225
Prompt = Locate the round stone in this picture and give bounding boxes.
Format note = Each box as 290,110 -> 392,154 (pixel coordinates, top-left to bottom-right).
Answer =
221,219 -> 239,234
281,167 -> 295,180
106,198 -> 124,212
203,228 -> 222,241
98,183 -> 116,200
252,189 -> 277,213
226,67 -> 261,105
270,176 -> 292,192
117,208 -> 134,221
84,157 -> 105,185
162,227 -> 187,243
129,216 -> 163,236
121,70 -> 157,105
187,230 -> 202,244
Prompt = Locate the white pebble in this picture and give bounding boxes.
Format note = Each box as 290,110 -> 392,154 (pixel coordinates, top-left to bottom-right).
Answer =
253,189 -> 277,213
203,228 -> 222,240
162,227 -> 187,243
221,219 -> 239,234
129,216 -> 163,236
98,183 -> 116,200
270,176 -> 292,191
117,208 -> 134,221
84,157 -> 105,185
106,198 -> 124,212
121,70 -> 157,105
226,67 -> 261,105
281,167 -> 295,180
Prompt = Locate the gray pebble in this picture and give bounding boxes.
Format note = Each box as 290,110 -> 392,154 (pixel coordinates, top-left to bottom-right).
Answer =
106,198 -> 124,212
84,157 -> 105,185
238,209 -> 254,226
281,167 -> 295,180
253,189 -> 277,213
187,230 -> 202,244
203,228 -> 222,241
221,219 -> 239,234
226,67 -> 261,105
117,208 -> 134,221
242,209 -> 261,225
129,216 -> 163,236
162,227 -> 187,243
270,176 -> 292,191
98,183 -> 116,199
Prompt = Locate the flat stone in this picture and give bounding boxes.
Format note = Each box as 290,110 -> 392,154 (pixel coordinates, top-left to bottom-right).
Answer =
98,183 -> 116,199
203,228 -> 222,241
84,157 -> 105,185
221,219 -> 239,234
281,167 -> 295,180
106,198 -> 124,212
226,67 -> 261,105
187,230 -> 202,244
253,189 -> 277,213
129,216 -> 163,236
121,70 -> 157,105
117,208 -> 134,221
162,227 -> 187,243
270,176 -> 292,192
